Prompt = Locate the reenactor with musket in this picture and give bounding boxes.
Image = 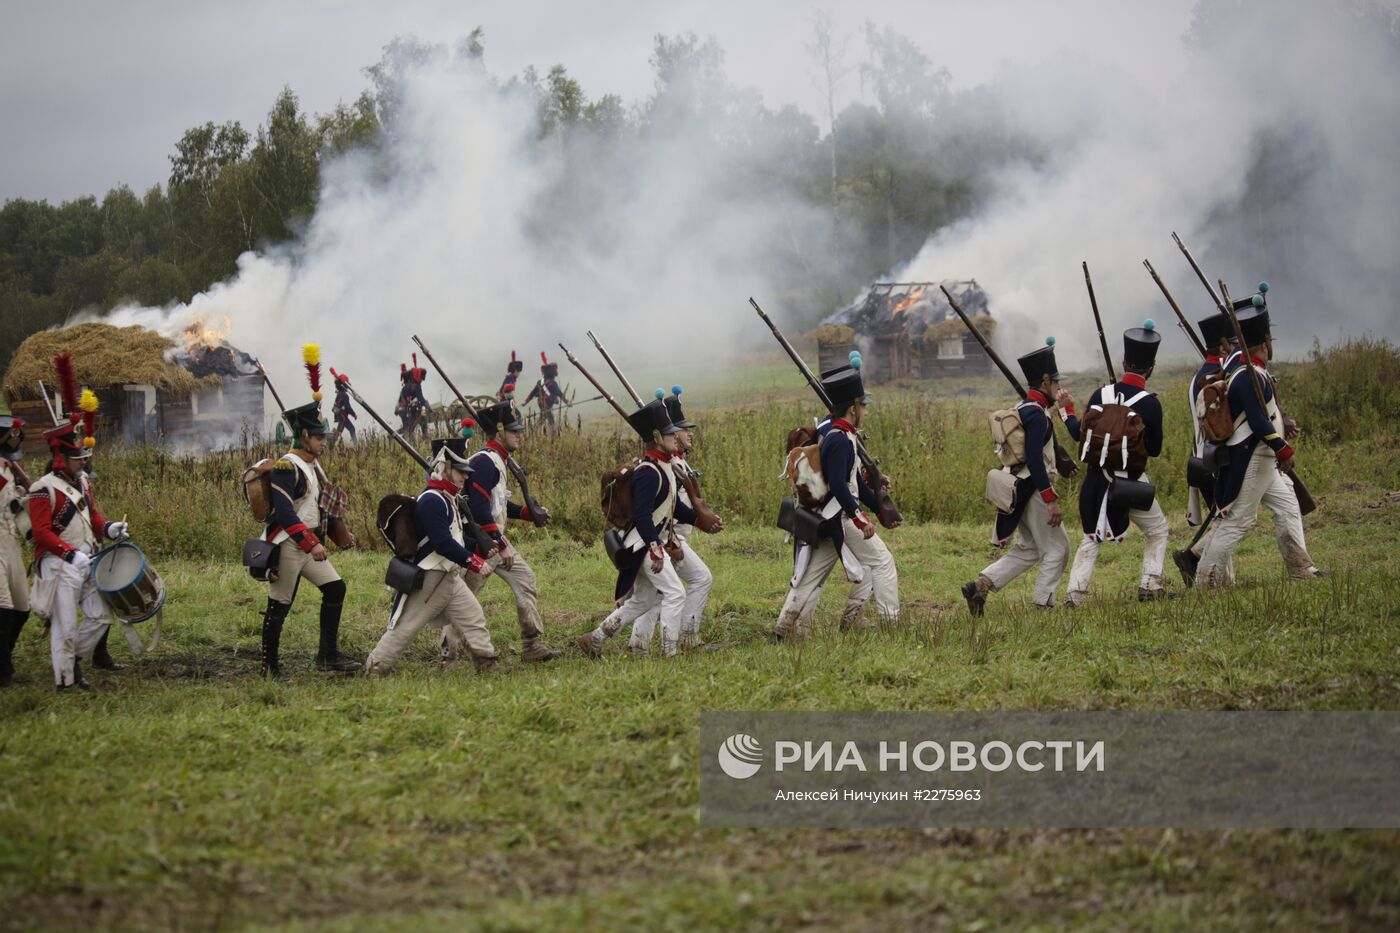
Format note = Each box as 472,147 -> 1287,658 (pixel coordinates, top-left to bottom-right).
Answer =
1195,292 -> 1325,586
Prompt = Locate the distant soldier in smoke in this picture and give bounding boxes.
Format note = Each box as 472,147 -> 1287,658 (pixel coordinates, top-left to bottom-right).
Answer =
1195,298 -> 1325,586
772,358 -> 900,639
331,371 -> 358,445
395,354 -> 430,438
256,346 -> 360,680
365,437 -> 500,675
1057,320 -> 1171,606
523,352 -> 569,431
498,351 -> 524,400
440,400 -> 558,663
0,415 -> 32,687
962,339 -> 1070,615
578,393 -> 696,658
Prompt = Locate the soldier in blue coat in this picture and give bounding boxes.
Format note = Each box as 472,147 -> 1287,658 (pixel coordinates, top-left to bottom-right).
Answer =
1058,321 -> 1171,605
962,339 -> 1070,615
1197,302 -> 1324,586
578,393 -> 696,658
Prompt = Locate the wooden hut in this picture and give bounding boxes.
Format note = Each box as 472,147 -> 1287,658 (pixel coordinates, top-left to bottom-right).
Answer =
2,322 -> 265,458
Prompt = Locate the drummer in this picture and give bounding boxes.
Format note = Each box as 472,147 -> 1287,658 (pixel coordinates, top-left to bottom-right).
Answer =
27,415 -> 129,691
1,414 -> 31,688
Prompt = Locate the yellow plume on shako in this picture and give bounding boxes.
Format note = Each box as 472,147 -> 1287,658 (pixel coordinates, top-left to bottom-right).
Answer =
79,388 -> 99,447
79,389 -> 99,413
302,343 -> 323,402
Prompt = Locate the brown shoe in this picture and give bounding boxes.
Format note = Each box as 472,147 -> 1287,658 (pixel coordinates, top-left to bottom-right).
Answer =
472,653 -> 500,673
520,639 -> 557,662
576,633 -> 604,659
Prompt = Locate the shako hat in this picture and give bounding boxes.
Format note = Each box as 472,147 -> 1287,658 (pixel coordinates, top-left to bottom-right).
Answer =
539,351 -> 559,380
662,385 -> 696,429
627,390 -> 680,441
820,350 -> 869,413
430,437 -> 472,469
1122,320 -> 1161,369
1017,337 -> 1061,388
1197,313 -> 1232,349
507,351 -> 524,374
476,400 -> 525,436
284,343 -> 328,437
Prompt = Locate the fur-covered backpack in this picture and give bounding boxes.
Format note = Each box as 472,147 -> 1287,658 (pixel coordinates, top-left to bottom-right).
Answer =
240,459 -> 276,522
1196,375 -> 1235,444
1079,385 -> 1151,474
782,425 -> 826,509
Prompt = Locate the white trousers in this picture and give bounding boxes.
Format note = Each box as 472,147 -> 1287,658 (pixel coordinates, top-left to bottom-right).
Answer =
37,553 -> 111,686
597,553 -> 686,653
1198,445 -> 1317,587
366,570 -> 496,675
1066,498 -> 1170,600
774,516 -> 899,636
981,495 -> 1070,607
631,538 -> 713,649
441,550 -> 545,658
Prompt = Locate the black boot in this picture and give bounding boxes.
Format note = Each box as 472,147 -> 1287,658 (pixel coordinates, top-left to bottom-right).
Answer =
261,599 -> 292,682
0,609 -> 25,688
92,626 -> 126,671
313,580 -> 359,672
58,658 -> 92,692
1173,550 -> 1199,589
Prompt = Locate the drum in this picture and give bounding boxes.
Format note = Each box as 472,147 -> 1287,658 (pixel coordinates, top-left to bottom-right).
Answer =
90,542 -> 166,623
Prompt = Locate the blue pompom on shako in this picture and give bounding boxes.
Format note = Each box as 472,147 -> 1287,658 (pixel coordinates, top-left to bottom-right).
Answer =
1123,319 -> 1162,369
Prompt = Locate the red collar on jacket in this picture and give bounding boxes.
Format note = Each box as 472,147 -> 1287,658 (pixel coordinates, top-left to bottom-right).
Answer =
485,438 -> 510,459
428,477 -> 460,496
1250,354 -> 1269,369
646,448 -> 673,463
1025,390 -> 1051,408
1204,353 -> 1221,366
830,417 -> 856,433
1121,372 -> 1147,389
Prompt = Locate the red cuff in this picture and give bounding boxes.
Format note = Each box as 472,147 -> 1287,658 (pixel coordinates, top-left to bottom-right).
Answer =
1040,488 -> 1058,503
1277,444 -> 1294,460
1062,405 -> 1075,417
295,531 -> 322,552
481,522 -> 500,533
851,512 -> 871,530
518,505 -> 531,522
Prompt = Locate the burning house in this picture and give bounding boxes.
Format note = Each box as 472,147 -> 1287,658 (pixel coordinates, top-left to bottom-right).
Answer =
2,319 -> 265,457
815,281 -> 996,383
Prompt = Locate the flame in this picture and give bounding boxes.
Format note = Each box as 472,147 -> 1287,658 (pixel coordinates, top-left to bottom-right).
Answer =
891,287 -> 927,317
183,314 -> 233,350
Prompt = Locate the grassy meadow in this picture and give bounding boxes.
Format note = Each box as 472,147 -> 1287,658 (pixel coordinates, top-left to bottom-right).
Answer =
0,339 -> 1398,930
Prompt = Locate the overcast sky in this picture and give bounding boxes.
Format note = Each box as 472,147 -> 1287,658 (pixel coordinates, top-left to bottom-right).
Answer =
2,0 -> 1195,203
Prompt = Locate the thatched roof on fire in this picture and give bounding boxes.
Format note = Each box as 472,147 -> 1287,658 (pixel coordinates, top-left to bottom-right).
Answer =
2,322 -> 215,401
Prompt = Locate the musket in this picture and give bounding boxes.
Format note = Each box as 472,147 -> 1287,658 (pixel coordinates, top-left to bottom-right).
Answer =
940,285 -> 1079,479
335,374 -> 498,554
750,296 -> 902,528
1082,261 -> 1117,382
1143,259 -> 1207,359
254,359 -> 288,413
579,330 -> 722,534
411,334 -> 550,528
585,330 -> 644,406
1219,281 -> 1315,516
559,343 -> 633,422
1172,231 -> 1226,313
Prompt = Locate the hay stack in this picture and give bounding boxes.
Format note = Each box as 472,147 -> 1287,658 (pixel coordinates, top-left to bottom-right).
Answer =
2,322 -> 214,401
813,324 -> 856,345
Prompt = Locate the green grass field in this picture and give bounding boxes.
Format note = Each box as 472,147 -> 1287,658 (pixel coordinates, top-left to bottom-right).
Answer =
1,340 -> 1398,930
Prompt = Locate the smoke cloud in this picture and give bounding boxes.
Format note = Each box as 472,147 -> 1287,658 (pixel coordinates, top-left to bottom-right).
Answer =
896,0 -> 1400,370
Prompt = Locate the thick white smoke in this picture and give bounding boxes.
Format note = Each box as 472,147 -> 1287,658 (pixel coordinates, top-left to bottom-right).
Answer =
896,0 -> 1400,370
105,48 -> 824,423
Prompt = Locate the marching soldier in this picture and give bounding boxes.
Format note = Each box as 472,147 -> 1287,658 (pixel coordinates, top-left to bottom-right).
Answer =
524,353 -> 569,430
258,349 -> 360,680
1174,311 -> 1234,586
1058,321 -> 1171,606
498,351 -> 524,400
630,387 -> 718,652
772,361 -> 900,640
1196,301 -> 1324,586
330,370 -> 358,445
26,362 -> 129,691
578,393 -> 696,658
365,438 -> 500,674
395,354 -> 430,438
0,415 -> 31,687
440,400 -> 558,663
962,339 -> 1070,615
